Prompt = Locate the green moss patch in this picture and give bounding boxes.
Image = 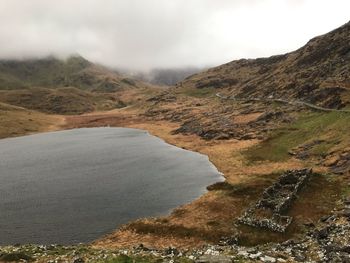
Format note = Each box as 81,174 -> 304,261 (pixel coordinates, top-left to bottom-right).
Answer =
244,111 -> 350,163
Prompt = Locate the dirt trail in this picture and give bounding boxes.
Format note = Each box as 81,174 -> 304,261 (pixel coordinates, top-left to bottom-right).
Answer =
216,93 -> 350,113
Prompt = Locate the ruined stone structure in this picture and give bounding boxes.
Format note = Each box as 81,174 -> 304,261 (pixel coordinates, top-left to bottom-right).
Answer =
238,169 -> 312,232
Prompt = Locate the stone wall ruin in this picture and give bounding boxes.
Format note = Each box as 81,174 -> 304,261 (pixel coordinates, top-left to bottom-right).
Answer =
238,169 -> 312,232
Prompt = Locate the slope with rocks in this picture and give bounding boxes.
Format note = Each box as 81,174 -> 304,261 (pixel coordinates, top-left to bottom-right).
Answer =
179,21 -> 350,109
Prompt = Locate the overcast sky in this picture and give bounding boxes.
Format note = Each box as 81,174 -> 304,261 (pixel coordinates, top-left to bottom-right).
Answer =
0,0 -> 349,71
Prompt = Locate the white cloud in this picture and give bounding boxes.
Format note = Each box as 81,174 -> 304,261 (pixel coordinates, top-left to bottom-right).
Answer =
0,0 -> 348,70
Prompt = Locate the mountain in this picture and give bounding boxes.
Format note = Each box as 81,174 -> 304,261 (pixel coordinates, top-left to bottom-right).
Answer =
179,21 -> 350,109
0,55 -> 161,114
0,55 -> 150,92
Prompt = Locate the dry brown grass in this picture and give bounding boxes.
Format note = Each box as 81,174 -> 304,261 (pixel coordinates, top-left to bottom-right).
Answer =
0,102 -> 64,139
233,112 -> 263,124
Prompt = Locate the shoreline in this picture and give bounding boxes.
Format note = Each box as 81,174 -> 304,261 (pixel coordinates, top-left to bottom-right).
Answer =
0,108 -> 308,249
0,115 -> 230,248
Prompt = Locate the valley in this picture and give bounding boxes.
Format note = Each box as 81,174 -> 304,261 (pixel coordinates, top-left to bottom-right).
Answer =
0,21 -> 349,262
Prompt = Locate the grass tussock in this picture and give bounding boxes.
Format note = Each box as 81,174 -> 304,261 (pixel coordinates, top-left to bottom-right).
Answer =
125,221 -> 229,243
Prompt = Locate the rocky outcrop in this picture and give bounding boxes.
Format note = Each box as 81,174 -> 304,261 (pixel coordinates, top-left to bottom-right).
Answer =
330,151 -> 350,174
238,169 -> 312,232
288,140 -> 325,160
146,92 -> 177,104
167,104 -> 293,141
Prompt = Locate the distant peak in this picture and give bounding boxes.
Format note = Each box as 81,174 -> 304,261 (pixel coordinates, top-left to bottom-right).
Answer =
65,54 -> 91,67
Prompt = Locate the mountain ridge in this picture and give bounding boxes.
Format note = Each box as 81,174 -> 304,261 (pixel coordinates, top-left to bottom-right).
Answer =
179,20 -> 350,109
0,55 -> 162,114
0,55 -> 151,92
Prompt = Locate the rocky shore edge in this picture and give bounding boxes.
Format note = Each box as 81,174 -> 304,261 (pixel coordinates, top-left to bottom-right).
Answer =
1,193 -> 349,263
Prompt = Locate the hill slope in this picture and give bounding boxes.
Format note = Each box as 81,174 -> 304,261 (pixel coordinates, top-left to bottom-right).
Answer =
0,55 -> 163,114
0,87 -> 128,114
179,21 -> 350,109
0,55 -> 150,92
0,102 -> 63,138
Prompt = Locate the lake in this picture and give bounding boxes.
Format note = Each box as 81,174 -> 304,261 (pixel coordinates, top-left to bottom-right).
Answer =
0,128 -> 222,245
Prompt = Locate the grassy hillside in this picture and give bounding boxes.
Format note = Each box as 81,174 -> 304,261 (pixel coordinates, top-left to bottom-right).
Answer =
0,55 -> 164,115
0,56 -> 152,92
0,102 -> 62,138
0,87 -> 127,114
245,111 -> 350,163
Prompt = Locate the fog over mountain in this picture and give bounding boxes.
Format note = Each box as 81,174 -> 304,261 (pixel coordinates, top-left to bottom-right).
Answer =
123,67 -> 207,86
0,0 -> 349,71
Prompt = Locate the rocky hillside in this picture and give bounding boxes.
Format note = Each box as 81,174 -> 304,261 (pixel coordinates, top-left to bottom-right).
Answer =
179,21 -> 350,109
0,55 -> 162,114
0,55 -> 150,92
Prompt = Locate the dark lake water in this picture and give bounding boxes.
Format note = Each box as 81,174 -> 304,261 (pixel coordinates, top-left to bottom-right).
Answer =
0,128 -> 222,245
